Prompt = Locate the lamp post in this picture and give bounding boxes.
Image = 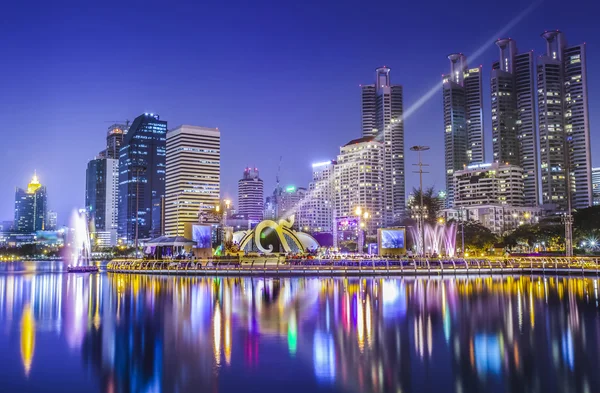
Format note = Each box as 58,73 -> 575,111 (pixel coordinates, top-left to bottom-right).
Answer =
355,207 -> 369,254
410,145 -> 430,257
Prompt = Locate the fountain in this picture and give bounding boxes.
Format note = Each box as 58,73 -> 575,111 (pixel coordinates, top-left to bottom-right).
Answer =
409,222 -> 457,257
67,209 -> 97,273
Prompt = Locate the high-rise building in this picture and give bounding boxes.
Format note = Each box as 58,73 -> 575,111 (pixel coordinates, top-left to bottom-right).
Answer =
237,167 -> 263,222
46,211 -> 58,230
361,67 -> 404,224
303,160 -> 335,233
14,173 -> 47,233
442,54 -> 485,207
164,125 -> 220,236
118,113 -> 167,243
86,157 -> 119,244
592,167 -> 600,206
334,137 -> 384,235
278,185 -> 307,226
538,31 -> 592,210
103,123 -> 129,159
453,163 -> 525,207
264,192 -> 279,221
492,39 -> 539,206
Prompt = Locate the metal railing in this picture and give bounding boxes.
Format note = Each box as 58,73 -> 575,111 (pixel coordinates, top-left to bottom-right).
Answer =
106,257 -> 600,276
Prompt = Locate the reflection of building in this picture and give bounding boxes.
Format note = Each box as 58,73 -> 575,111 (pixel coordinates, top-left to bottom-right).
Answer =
86,157 -> 119,246
118,113 -> 167,242
440,204 -> 541,234
361,66 -> 405,224
593,168 -> 600,206
14,173 -> 47,233
238,168 -> 263,222
454,163 -> 524,207
443,54 -> 485,207
538,31 -> 592,211
334,137 -> 383,234
164,125 -> 220,236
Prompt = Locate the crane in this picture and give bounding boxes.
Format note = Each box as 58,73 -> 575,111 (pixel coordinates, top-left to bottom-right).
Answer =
276,155 -> 282,192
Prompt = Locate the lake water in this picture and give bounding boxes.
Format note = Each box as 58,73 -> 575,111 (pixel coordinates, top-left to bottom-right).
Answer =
1,262 -> 599,393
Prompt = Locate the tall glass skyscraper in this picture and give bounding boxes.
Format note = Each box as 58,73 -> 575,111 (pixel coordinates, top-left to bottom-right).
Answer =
14,173 -> 47,233
492,38 -> 539,206
86,157 -> 119,243
118,113 -> 167,243
442,54 -> 484,207
361,67 -> 404,224
537,31 -> 592,211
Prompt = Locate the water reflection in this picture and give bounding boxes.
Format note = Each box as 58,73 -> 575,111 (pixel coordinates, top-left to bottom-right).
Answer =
0,274 -> 600,393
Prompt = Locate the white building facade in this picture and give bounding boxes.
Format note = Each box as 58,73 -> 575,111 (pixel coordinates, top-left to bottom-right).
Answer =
454,163 -> 524,207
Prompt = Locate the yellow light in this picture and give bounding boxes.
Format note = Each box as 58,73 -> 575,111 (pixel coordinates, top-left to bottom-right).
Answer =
216,205 -> 220,212
363,212 -> 369,219
438,217 -> 445,224
224,199 -> 231,206
355,207 -> 362,216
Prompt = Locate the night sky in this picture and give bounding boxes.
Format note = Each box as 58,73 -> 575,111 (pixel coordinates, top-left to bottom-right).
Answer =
1,0 -> 598,225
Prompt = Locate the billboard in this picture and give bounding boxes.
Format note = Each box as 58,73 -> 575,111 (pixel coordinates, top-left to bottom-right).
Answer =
377,227 -> 406,256
192,225 -> 212,249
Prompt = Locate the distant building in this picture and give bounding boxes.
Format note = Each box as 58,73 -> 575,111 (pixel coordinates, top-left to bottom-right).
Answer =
593,167 -> 600,206
442,54 -> 485,207
361,66 -> 405,224
86,157 -> 119,245
164,125 -> 220,236
46,211 -> 58,230
334,137 -> 384,235
103,123 -> 129,159
440,204 -> 541,235
118,113 -> 167,243
0,221 -> 13,232
538,31 -> 592,210
302,160 -> 335,233
264,190 -> 279,221
237,167 -> 264,222
14,173 -> 47,233
279,186 -> 307,229
453,163 -> 524,207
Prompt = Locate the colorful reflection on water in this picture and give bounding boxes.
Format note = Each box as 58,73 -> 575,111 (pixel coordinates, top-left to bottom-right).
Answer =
1,273 -> 600,393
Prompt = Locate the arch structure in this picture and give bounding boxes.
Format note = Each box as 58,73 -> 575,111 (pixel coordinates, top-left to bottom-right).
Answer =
235,216 -> 319,254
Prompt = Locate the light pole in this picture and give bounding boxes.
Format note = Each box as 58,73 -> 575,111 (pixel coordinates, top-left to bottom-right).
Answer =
355,207 -> 369,254
410,145 -> 430,256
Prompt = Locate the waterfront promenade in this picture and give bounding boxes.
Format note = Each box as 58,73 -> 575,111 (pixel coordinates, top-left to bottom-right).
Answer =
107,256 -> 600,276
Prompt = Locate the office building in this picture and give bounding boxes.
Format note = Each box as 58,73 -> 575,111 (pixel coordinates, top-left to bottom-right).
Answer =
440,205 -> 541,235
593,168 -> 600,206
361,67 -> 405,224
442,54 -> 485,206
264,192 -> 279,221
302,160 -> 335,233
278,186 -> 307,228
491,38 -> 539,206
103,123 -> 129,159
118,113 -> 167,243
14,173 -> 47,233
86,157 -> 119,245
46,211 -> 58,230
164,125 -> 220,236
453,163 -> 524,207
538,31 -> 592,210
237,167 -> 263,222
333,137 -> 383,235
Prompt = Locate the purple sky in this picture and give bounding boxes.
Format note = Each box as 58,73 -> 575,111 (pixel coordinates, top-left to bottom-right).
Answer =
1,0 -> 599,225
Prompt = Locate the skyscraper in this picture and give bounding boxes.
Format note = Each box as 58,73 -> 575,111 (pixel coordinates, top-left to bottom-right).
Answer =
537,31 -> 592,210
237,167 -> 263,222
14,173 -> 47,233
86,157 -> 119,244
164,125 -> 220,236
46,211 -> 58,230
118,113 -> 167,243
104,123 -> 129,159
334,137 -> 384,235
442,54 -> 484,206
304,161 -> 335,233
592,168 -> 600,206
492,39 -> 539,206
361,67 -> 404,224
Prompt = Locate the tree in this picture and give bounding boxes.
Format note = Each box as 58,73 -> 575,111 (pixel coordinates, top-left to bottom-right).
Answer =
461,221 -> 497,255
406,187 -> 444,225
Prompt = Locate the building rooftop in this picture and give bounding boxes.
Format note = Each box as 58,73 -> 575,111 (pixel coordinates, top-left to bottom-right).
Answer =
343,136 -> 376,147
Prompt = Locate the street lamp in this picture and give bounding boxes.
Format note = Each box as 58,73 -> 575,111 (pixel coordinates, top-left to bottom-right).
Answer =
355,207 -> 369,253
410,145 -> 430,257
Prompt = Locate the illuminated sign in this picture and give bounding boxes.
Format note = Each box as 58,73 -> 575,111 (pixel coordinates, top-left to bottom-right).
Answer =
285,185 -> 296,192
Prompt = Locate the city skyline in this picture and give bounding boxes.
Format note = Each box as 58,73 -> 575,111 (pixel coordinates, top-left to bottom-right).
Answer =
1,1 -> 599,224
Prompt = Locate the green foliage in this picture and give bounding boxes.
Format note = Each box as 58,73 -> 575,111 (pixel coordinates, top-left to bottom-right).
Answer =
406,187 -> 444,225
460,221 -> 498,254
